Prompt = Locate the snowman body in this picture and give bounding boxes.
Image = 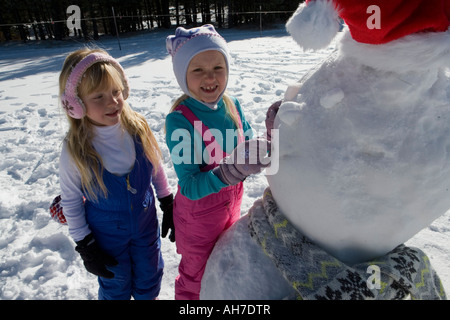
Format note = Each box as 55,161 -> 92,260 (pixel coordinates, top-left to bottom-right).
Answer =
200,29 -> 450,299
200,214 -> 297,300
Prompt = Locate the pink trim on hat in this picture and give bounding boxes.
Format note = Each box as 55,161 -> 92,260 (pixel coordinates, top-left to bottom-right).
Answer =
170,32 -> 226,58
61,52 -> 129,119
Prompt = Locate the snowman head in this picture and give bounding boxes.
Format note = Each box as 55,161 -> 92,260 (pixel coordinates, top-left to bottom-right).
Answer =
286,0 -> 450,51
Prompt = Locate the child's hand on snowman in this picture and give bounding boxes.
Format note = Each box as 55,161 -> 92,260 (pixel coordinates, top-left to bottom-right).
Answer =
265,100 -> 282,141
213,138 -> 271,185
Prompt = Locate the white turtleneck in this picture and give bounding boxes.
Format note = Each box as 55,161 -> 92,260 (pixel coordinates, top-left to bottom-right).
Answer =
91,122 -> 136,176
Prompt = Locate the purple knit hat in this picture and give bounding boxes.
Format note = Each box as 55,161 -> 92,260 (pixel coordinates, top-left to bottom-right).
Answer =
166,24 -> 230,107
61,52 -> 129,119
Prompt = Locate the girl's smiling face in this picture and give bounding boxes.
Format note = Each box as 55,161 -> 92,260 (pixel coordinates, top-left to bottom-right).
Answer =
79,62 -> 125,126
83,86 -> 124,126
186,50 -> 228,104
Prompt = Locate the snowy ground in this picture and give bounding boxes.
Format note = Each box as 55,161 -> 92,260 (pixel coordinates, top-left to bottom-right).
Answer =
0,25 -> 449,300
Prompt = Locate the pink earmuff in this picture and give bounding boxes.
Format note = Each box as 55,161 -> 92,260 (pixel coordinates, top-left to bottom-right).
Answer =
61,52 -> 129,119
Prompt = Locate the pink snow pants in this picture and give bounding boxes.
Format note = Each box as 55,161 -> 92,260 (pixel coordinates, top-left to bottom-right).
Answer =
173,182 -> 243,300
172,104 -> 244,300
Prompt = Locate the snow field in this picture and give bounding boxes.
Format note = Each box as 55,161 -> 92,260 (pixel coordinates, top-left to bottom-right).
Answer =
1,26 -> 449,300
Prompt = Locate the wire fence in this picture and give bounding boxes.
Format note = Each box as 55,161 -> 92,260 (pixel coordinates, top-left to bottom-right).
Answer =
0,9 -> 295,42
1,11 -> 295,27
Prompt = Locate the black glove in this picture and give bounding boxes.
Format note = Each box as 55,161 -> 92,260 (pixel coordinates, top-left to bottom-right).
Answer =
159,194 -> 175,242
75,233 -> 118,279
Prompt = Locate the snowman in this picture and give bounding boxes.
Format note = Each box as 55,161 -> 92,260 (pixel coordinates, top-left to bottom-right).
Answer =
200,0 -> 450,300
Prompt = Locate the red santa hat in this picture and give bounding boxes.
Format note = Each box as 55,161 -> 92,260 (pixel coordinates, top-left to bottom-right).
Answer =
287,0 -> 450,50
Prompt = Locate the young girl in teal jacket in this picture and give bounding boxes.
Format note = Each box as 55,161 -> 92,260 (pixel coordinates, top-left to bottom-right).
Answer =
165,25 -> 270,300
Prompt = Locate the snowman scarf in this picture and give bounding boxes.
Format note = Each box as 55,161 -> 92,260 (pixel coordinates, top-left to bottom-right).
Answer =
248,188 -> 446,300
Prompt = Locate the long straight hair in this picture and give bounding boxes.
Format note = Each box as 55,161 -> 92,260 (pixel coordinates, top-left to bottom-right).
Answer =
59,48 -> 161,201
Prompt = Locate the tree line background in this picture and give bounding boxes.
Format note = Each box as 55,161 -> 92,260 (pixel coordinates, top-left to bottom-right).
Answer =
0,0 -> 302,42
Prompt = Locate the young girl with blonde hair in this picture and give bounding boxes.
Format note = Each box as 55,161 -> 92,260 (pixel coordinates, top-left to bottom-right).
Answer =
165,25 -> 270,300
58,48 -> 174,300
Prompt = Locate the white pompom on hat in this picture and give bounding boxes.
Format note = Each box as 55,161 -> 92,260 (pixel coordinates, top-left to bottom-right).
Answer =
286,0 -> 340,51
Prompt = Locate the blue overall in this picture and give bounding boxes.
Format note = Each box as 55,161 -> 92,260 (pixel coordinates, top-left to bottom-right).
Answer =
84,137 -> 164,300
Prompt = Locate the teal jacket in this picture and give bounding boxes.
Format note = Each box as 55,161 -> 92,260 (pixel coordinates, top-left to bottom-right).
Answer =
165,96 -> 253,200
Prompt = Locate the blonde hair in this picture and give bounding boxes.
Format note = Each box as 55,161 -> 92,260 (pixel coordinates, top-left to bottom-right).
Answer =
59,48 -> 161,201
167,93 -> 242,134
